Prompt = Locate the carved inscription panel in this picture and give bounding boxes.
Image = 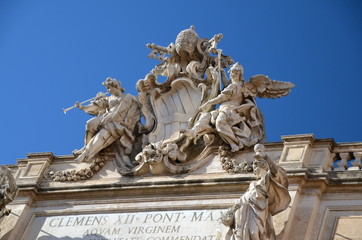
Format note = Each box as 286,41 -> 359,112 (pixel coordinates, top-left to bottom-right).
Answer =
25,210 -> 228,239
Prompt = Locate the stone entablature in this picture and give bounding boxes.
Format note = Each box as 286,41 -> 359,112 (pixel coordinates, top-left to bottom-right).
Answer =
11,134 -> 362,189
1,27 -> 361,239
1,134 -> 362,239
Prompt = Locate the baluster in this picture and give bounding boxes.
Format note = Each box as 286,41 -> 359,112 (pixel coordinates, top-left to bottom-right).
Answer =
335,153 -> 350,171
350,152 -> 362,170
325,153 -> 336,171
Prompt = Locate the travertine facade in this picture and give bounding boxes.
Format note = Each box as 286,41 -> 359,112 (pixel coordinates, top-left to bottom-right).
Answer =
1,27 -> 361,240
1,134 -> 362,239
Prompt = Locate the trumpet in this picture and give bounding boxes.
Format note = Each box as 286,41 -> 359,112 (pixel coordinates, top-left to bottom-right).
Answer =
63,92 -> 109,114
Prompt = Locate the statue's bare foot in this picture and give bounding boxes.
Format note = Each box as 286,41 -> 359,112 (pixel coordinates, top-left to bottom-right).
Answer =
72,148 -> 85,156
230,143 -> 244,153
74,154 -> 85,163
180,129 -> 195,139
230,144 -> 240,153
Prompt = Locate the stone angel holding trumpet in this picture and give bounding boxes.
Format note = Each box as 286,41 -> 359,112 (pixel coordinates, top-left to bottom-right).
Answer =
70,77 -> 141,163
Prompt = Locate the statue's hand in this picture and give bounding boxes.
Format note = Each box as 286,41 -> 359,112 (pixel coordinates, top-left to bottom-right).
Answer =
75,101 -> 83,109
220,207 -> 235,226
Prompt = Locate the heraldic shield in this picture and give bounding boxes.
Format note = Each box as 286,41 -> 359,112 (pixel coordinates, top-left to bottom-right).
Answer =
148,78 -> 202,144
61,26 -> 294,178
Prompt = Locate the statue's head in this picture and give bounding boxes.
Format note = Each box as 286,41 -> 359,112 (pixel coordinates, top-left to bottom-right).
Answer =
228,62 -> 244,82
254,144 -> 266,158
253,144 -> 268,178
252,159 -> 269,179
102,77 -> 125,93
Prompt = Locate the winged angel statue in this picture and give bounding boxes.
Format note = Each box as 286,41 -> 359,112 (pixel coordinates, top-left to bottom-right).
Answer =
64,26 -> 294,177
184,62 -> 294,153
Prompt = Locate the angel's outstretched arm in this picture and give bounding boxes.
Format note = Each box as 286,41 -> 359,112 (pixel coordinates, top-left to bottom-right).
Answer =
199,92 -> 228,111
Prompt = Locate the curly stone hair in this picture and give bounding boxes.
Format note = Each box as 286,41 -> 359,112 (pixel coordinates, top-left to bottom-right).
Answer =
228,62 -> 244,75
102,77 -> 125,93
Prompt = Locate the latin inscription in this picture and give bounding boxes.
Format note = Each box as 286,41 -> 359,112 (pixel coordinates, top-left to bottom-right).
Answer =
30,210 -> 228,239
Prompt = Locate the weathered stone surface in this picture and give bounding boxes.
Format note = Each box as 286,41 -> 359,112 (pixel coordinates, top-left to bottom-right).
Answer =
220,144 -> 290,239
60,26 -> 294,177
1,26 -> 361,240
1,136 -> 362,239
24,210 -> 229,239
0,166 -> 18,220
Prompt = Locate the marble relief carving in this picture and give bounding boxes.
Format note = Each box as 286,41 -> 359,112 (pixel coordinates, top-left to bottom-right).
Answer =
59,26 -> 294,178
0,166 -> 18,220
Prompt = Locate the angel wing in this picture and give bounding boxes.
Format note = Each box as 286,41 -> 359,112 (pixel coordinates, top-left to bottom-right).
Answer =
245,74 -> 295,99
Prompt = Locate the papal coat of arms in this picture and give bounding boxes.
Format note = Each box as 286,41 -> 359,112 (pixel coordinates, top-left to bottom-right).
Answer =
56,26 -> 294,179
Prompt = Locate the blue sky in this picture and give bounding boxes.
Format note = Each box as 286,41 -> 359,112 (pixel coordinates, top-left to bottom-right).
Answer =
1,0 -> 361,165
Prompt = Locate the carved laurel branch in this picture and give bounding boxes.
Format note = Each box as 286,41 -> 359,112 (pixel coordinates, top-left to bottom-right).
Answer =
218,146 -> 253,173
45,156 -> 106,182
